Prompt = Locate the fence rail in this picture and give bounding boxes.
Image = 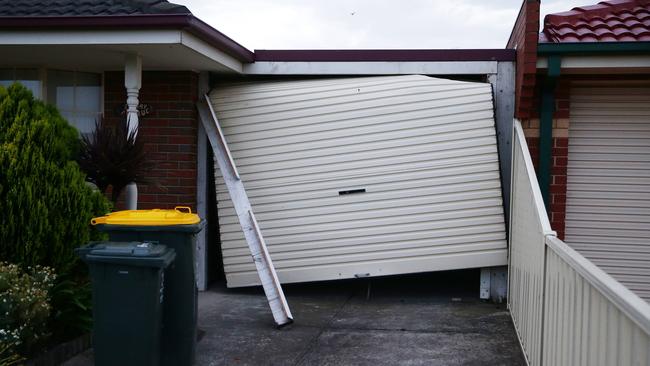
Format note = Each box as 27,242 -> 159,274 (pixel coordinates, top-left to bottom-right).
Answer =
508,120 -> 650,366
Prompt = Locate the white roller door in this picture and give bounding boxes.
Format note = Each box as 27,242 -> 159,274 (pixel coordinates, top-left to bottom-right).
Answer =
566,84 -> 650,301
209,75 -> 507,287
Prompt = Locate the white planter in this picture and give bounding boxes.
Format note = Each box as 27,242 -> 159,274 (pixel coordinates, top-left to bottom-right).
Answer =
124,182 -> 138,210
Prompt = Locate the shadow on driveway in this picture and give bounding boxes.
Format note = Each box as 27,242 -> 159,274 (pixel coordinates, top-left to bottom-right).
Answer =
196,269 -> 526,366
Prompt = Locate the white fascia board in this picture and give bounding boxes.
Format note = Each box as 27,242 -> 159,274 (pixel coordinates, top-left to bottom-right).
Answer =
180,31 -> 242,73
0,29 -> 182,45
537,55 -> 650,69
0,29 -> 243,73
243,61 -> 498,75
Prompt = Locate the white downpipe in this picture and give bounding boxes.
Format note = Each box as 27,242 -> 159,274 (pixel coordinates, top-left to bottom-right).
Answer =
124,53 -> 142,210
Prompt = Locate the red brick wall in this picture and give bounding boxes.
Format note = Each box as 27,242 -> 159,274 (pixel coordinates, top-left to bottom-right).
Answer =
549,80 -> 570,239
103,71 -> 199,211
550,137 -> 568,239
520,78 -> 570,239
506,0 -> 540,119
520,134 -> 568,240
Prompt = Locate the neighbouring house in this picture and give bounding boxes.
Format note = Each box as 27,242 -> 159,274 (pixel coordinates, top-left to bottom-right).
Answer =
507,0 -> 650,301
0,0 -> 517,293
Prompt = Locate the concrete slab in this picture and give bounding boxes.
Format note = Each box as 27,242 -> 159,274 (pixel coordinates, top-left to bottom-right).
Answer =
64,269 -> 526,366
298,330 -> 523,366
195,269 -> 525,366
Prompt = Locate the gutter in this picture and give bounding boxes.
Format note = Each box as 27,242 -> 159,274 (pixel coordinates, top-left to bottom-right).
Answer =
0,14 -> 255,63
254,49 -> 516,62
0,15 -> 521,65
538,42 -> 650,55
0,14 -> 522,65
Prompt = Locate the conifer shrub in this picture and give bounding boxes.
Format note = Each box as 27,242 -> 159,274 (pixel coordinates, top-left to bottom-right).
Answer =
0,83 -> 110,274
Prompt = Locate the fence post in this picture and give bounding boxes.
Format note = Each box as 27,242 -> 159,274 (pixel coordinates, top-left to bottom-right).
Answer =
539,237 -> 549,366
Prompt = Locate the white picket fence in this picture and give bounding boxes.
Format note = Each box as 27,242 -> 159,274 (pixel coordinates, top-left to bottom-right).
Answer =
508,120 -> 650,366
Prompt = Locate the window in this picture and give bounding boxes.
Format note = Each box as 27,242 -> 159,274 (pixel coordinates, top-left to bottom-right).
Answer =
0,68 -> 42,99
46,70 -> 102,134
0,68 -> 103,134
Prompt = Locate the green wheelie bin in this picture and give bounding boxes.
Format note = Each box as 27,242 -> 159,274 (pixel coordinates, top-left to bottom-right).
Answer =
77,241 -> 176,366
91,207 -> 205,366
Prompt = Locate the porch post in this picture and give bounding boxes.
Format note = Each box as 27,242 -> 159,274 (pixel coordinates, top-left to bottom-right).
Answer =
124,53 -> 142,209
196,71 -> 210,291
124,53 -> 142,137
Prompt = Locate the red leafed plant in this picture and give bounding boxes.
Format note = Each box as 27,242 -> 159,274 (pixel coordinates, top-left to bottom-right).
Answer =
77,118 -> 155,204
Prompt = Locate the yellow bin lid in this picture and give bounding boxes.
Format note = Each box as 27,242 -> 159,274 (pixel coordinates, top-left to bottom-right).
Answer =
91,206 -> 200,226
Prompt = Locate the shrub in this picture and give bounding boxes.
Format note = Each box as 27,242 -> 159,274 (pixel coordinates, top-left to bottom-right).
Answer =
0,83 -> 110,273
48,273 -> 93,342
0,262 -> 56,361
78,118 -> 154,204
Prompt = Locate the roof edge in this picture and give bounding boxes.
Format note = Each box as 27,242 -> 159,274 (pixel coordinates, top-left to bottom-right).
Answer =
538,41 -> 650,54
253,49 -> 516,62
0,15 -> 516,64
0,14 -> 255,62
185,15 -> 254,62
544,0 -> 644,23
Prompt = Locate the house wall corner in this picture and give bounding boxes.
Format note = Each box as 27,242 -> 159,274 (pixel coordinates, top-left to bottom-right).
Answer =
104,70 -> 200,211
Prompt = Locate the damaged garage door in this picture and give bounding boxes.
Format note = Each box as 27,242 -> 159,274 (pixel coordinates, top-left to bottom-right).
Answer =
209,75 -> 507,287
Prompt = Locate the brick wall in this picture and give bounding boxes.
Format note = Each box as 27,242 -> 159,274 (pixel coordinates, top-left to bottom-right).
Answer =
506,0 -> 540,119
548,80 -> 570,239
520,79 -> 570,239
104,71 -> 199,211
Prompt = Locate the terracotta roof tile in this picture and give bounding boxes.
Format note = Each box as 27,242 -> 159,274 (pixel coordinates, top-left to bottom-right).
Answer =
541,0 -> 650,42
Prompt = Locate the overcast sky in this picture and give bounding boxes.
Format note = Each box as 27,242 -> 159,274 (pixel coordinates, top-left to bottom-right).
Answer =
173,0 -> 589,50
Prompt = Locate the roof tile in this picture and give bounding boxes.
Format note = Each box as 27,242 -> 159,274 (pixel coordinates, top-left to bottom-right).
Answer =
0,0 -> 190,17
541,0 -> 650,43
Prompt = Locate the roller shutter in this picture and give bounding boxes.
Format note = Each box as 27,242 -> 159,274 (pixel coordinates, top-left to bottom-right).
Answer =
209,75 -> 507,287
566,84 -> 650,301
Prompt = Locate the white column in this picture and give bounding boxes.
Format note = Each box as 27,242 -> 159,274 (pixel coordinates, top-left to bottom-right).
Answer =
124,54 -> 142,210
124,53 -> 142,137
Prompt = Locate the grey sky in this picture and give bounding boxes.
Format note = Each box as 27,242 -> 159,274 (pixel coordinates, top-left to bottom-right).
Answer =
174,0 -> 590,50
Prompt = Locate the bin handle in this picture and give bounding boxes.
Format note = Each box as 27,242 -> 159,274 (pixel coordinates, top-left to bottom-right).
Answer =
90,217 -> 106,225
175,206 -> 192,214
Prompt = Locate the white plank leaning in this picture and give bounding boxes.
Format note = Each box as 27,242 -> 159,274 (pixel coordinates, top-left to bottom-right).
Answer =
197,95 -> 293,327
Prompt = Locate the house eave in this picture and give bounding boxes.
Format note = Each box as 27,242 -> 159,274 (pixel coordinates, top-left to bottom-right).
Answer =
536,55 -> 650,74
0,14 -> 255,63
0,29 -> 244,73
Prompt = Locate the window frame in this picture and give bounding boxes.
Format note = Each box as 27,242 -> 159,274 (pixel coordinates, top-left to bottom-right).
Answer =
0,67 -> 105,133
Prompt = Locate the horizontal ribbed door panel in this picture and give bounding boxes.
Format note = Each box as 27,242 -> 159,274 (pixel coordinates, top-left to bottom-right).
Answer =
209,75 -> 507,287
566,85 -> 650,301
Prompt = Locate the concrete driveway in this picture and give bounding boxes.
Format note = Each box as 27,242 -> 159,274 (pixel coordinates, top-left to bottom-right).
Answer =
66,269 -> 525,366
195,269 -> 525,366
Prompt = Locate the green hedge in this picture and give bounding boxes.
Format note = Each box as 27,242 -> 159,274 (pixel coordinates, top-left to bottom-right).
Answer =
0,83 -> 110,273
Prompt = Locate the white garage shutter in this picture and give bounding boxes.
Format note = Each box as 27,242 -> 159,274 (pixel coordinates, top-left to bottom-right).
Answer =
566,84 -> 650,301
209,75 -> 507,287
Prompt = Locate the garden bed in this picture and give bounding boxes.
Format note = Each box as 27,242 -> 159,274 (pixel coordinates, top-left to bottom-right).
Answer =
27,334 -> 91,366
